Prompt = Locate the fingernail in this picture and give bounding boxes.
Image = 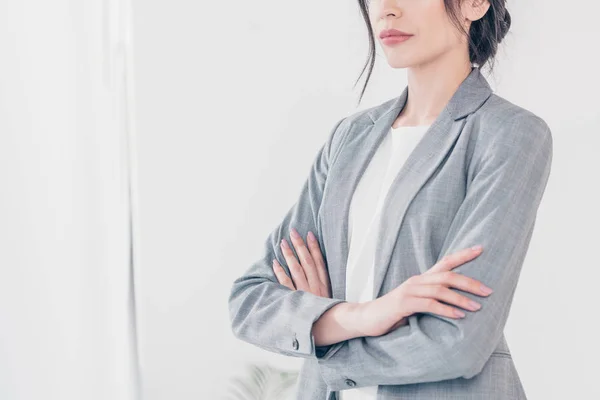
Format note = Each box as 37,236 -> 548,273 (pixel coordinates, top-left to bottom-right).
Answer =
307,231 -> 316,242
480,285 -> 493,294
471,245 -> 483,251
290,228 -> 300,239
281,239 -> 289,249
454,309 -> 466,318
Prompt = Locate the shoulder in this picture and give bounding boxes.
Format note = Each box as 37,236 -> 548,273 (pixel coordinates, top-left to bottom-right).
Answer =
472,93 -> 553,153
326,99 -> 387,161
345,95 -> 400,127
467,94 -> 554,179
330,96 -> 396,140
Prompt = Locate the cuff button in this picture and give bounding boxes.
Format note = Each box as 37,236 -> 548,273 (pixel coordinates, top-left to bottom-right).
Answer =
345,379 -> 356,387
292,338 -> 299,350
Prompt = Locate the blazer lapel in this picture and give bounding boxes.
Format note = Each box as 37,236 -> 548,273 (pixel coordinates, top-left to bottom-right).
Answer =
371,66 -> 494,298
321,107 -> 393,300
321,66 -> 493,301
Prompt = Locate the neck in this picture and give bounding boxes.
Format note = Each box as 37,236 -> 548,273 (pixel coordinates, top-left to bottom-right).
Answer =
398,56 -> 473,127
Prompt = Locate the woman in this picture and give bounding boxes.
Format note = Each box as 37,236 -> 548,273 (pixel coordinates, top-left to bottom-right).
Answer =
228,0 -> 552,399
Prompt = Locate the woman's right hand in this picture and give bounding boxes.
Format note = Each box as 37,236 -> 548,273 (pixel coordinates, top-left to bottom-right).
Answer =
358,245 -> 493,338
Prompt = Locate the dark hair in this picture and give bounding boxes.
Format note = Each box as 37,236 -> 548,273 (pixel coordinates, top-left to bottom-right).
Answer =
354,0 -> 512,105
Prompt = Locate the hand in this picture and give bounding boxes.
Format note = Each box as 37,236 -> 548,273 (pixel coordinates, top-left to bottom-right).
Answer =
272,227 -> 332,298
358,245 -> 493,337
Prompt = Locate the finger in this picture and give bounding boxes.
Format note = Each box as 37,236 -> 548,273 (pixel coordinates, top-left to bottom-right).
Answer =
306,231 -> 330,290
419,271 -> 493,298
408,283 -> 482,313
272,259 -> 296,290
289,228 -> 321,291
429,245 -> 483,273
280,238 -> 309,292
408,296 -> 466,319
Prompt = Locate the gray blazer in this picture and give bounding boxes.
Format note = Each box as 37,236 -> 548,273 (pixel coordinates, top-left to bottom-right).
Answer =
228,66 -> 553,400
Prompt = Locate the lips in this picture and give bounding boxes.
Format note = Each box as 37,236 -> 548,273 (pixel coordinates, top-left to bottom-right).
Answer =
380,29 -> 412,39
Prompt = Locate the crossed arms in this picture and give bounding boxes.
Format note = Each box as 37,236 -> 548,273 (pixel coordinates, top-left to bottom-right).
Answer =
228,114 -> 553,391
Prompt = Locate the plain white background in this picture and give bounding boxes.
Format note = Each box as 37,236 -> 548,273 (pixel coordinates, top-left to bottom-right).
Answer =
131,1 -> 600,399
1,1 -> 140,399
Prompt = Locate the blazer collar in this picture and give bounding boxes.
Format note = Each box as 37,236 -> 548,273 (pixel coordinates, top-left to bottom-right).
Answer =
365,65 -> 493,125
322,66 -> 494,300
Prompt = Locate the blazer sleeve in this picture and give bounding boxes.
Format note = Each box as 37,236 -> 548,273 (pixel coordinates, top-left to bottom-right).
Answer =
227,116 -> 350,359
315,114 -> 554,391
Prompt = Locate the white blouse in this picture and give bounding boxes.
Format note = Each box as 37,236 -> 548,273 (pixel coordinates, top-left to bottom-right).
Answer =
340,123 -> 430,400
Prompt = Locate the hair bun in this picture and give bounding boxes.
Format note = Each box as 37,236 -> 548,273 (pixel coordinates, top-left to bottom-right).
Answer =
499,9 -> 511,40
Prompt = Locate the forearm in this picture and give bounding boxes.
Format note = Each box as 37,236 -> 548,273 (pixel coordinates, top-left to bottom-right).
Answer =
312,301 -> 366,346
316,118 -> 554,390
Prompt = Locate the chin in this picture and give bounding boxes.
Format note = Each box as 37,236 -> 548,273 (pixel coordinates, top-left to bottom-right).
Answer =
385,58 -> 413,69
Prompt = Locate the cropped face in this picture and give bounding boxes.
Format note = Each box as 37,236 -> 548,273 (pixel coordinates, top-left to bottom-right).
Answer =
368,0 -> 489,68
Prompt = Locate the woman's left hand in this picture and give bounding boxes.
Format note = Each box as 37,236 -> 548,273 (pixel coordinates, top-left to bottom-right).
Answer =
272,228 -> 332,298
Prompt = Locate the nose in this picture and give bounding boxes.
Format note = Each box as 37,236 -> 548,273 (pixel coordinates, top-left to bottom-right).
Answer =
376,0 -> 403,20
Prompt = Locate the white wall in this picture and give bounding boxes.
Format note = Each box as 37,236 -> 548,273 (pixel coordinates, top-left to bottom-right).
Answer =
0,1 -> 140,399
132,1 -> 600,399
